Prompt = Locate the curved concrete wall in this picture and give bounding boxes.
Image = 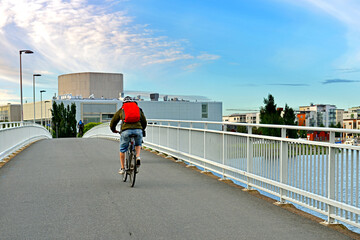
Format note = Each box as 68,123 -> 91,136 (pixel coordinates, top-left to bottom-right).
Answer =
58,72 -> 123,99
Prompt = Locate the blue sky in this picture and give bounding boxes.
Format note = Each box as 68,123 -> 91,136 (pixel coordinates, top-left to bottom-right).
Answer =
1,0 -> 360,115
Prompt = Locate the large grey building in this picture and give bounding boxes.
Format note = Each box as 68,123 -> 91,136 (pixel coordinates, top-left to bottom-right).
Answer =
19,71 -> 222,131
52,98 -> 222,126
58,72 -> 123,99
0,103 -> 21,122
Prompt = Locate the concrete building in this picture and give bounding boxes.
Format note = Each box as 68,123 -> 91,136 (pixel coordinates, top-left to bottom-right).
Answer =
335,109 -> 344,126
223,113 -> 246,123
22,97 -> 222,131
223,112 -> 260,124
58,72 -> 123,99
23,101 -> 52,124
51,98 -> 222,125
342,106 -> 360,139
0,103 -> 21,122
20,71 -> 222,131
297,104 -> 336,127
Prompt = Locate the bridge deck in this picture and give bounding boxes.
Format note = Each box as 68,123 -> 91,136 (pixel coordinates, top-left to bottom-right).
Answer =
0,138 -> 354,239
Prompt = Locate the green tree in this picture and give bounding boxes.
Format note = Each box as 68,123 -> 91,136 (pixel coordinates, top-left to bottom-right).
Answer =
283,104 -> 297,138
51,102 -> 77,138
260,94 -> 283,137
236,125 -> 247,133
298,130 -> 307,138
330,122 -> 342,137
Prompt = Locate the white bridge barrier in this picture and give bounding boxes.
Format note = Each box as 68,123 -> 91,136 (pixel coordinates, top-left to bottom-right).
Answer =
0,122 -> 52,162
83,120 -> 360,230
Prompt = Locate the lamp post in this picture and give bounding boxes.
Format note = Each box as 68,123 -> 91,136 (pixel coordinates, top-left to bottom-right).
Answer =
32,74 -> 41,123
40,90 -> 46,126
45,100 -> 50,129
19,50 -> 34,122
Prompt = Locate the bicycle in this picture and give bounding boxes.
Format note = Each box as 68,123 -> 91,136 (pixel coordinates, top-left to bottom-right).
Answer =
122,134 -> 137,187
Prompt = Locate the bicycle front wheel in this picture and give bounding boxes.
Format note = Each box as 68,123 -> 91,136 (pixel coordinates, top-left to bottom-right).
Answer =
129,152 -> 137,187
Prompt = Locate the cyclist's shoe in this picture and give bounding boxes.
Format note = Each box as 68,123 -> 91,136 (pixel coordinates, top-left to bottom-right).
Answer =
118,168 -> 125,175
136,157 -> 141,167
136,157 -> 141,173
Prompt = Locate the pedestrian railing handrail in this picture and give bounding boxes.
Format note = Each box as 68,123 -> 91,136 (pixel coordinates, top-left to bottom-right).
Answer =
83,119 -> 360,231
0,122 -> 52,162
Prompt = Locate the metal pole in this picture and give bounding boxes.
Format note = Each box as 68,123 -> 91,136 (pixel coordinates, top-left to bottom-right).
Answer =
44,100 -> 47,127
19,50 -> 33,122
41,92 -> 43,126
19,52 -> 23,122
33,75 -> 35,123
41,90 -> 46,126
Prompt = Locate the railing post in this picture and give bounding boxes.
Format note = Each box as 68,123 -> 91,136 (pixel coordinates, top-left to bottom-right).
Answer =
158,121 -> 161,146
325,131 -> 336,224
278,128 -> 288,204
246,126 -> 253,189
189,122 -> 192,165
177,122 -> 180,152
221,124 -> 225,179
203,123 -> 208,172
167,122 -> 170,147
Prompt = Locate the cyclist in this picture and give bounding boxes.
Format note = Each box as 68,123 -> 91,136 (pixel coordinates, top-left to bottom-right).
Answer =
110,96 -> 147,174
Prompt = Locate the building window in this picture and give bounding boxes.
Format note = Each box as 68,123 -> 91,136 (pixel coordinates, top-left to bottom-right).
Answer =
82,103 -> 116,124
202,103 -> 208,118
102,114 -> 114,122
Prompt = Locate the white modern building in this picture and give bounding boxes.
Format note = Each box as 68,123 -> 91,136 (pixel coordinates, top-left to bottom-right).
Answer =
51,98 -> 222,125
335,109 -> 344,126
298,104 -> 336,127
18,72 -> 222,132
222,112 -> 260,124
342,106 -> 360,138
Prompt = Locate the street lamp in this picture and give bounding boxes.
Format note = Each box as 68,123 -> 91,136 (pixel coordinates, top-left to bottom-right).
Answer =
40,90 -> 46,126
45,100 -> 50,129
33,74 -> 41,123
19,50 -> 34,122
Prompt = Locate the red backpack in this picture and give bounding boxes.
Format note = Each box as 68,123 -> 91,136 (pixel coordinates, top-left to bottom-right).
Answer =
122,102 -> 140,123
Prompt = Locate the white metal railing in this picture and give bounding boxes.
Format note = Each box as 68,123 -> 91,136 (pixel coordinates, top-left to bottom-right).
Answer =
82,122 -> 120,140
0,122 -> 52,162
82,119 -> 360,231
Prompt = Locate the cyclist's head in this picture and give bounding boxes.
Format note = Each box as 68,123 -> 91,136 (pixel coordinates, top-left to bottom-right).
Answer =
123,96 -> 133,103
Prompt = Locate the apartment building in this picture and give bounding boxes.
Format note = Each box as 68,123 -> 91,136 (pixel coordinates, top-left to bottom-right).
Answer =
223,112 -> 260,124
342,106 -> 360,138
297,104 -> 336,127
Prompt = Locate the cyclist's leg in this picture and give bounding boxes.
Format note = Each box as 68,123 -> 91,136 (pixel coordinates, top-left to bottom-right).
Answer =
119,152 -> 125,169
135,146 -> 141,158
132,129 -> 143,166
119,131 -> 131,170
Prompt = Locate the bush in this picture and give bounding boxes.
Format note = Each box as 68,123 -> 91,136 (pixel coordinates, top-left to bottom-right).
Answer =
82,122 -> 102,135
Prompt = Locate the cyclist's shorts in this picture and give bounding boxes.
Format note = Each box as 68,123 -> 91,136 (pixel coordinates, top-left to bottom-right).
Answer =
120,129 -> 143,153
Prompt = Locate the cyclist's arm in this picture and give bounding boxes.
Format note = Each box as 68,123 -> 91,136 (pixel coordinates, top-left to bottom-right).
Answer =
110,110 -> 122,133
140,109 -> 147,130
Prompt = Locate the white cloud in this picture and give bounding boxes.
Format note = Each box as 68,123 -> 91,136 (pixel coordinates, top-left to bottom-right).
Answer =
183,63 -> 201,71
197,53 -> 220,61
0,89 -> 19,104
285,0 -> 360,70
0,0 -> 220,93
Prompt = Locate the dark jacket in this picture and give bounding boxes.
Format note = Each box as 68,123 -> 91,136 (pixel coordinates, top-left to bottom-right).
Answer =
110,104 -> 147,133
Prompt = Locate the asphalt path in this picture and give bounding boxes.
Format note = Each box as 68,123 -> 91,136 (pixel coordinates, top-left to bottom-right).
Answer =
0,138 -> 355,240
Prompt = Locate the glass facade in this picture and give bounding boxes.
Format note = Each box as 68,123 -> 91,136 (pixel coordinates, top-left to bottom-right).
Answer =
82,103 -> 116,124
202,103 -> 208,118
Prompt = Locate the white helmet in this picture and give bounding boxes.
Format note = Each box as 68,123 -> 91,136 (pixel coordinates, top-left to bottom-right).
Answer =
123,96 -> 133,103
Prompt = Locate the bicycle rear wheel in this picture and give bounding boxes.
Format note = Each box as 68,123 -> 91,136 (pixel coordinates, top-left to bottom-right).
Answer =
123,151 -> 130,182
128,152 -> 137,187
